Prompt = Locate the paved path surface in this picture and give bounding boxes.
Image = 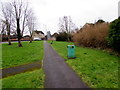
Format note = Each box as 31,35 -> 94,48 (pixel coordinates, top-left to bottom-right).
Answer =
0,61 -> 41,79
43,41 -> 89,88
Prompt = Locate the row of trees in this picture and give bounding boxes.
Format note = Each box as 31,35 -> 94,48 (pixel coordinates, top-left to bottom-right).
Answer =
57,16 -> 120,53
56,16 -> 78,41
0,0 -> 36,47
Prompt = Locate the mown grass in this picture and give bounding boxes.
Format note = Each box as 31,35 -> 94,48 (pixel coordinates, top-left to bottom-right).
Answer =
2,41 -> 43,68
0,44 -> 2,89
2,69 -> 45,88
0,44 -> 2,69
49,41 -> 119,88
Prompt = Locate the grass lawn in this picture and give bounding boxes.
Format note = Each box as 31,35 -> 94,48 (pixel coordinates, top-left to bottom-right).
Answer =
2,41 -> 43,69
2,69 -> 45,88
1,41 -> 45,88
0,44 -> 2,69
49,41 -> 119,88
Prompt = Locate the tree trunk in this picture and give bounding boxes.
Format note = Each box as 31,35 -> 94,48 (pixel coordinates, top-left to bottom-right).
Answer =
67,32 -> 70,42
8,35 -> 11,45
17,18 -> 22,47
7,22 -> 11,45
29,37 -> 32,43
18,40 -> 22,47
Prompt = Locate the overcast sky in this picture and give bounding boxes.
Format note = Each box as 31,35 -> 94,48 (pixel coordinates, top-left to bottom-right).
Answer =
1,0 -> 120,35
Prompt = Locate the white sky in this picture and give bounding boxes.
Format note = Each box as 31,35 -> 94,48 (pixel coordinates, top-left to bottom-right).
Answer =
1,0 -> 120,35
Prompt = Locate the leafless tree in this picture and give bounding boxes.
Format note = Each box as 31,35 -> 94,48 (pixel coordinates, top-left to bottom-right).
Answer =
26,9 -> 36,43
0,20 -> 6,35
12,0 -> 23,47
1,3 -> 13,45
12,0 -> 30,47
0,20 -> 6,42
58,16 -> 77,41
1,0 -> 36,45
21,2 -> 29,36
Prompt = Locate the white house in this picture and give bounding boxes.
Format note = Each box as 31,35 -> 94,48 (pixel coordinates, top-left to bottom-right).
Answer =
32,30 -> 45,40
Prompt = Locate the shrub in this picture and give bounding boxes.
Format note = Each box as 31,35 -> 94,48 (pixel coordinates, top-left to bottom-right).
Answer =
107,17 -> 120,52
95,19 -> 105,24
2,35 -> 8,41
56,32 -> 72,41
73,22 -> 109,48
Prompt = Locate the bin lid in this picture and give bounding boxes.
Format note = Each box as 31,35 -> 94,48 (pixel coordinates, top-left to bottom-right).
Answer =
68,45 -> 75,46
67,45 -> 75,48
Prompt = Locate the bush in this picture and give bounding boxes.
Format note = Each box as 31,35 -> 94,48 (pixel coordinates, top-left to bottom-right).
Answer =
56,32 -> 72,41
73,22 -> 109,48
95,19 -> 105,24
2,35 -> 8,41
107,17 -> 120,52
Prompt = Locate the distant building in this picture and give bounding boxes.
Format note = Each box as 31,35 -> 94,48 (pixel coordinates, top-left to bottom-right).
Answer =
118,1 -> 120,17
32,30 -> 45,40
2,34 -> 18,42
52,33 -> 58,38
47,31 -> 51,39
48,37 -> 56,41
49,32 -> 58,41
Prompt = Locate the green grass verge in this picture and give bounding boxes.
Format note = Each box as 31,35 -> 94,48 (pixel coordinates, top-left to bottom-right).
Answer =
0,44 -> 2,69
2,69 -> 45,88
2,41 -> 43,68
0,44 -> 2,89
49,41 -> 119,88
0,79 -> 2,90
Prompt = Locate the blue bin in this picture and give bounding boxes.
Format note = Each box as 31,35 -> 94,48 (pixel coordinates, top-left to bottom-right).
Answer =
67,45 -> 75,58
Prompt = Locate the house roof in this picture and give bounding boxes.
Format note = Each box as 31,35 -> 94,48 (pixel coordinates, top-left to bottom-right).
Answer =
34,31 -> 44,35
